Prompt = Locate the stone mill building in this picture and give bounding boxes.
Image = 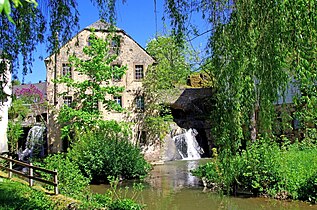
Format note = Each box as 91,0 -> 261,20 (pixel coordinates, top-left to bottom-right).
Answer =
45,20 -> 155,153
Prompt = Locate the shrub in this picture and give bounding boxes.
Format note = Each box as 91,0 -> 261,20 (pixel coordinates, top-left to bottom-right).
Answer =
193,138 -> 317,202
108,198 -> 143,210
68,121 -> 151,182
235,139 -> 282,196
279,147 -> 317,200
36,153 -> 91,197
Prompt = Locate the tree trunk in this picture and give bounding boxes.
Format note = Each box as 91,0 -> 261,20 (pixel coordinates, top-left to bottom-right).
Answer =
250,108 -> 257,142
0,60 -> 11,154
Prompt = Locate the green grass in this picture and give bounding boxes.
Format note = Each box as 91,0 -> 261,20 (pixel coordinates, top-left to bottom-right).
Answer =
0,177 -> 56,210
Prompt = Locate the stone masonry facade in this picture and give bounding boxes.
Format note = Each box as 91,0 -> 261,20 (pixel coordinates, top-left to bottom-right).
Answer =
45,20 -> 155,153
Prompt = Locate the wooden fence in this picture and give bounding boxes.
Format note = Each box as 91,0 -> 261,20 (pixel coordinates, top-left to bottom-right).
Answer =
0,155 -> 58,195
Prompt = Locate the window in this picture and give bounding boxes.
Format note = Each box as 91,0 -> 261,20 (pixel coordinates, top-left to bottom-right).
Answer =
87,35 -> 96,46
63,96 -> 72,107
114,96 -> 122,107
135,96 -> 144,111
135,65 -> 144,80
110,39 -> 120,54
137,130 -> 147,145
112,64 -> 122,82
62,63 -> 72,78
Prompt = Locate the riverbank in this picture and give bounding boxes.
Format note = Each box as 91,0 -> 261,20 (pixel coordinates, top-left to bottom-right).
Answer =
91,159 -> 317,210
0,170 -> 81,209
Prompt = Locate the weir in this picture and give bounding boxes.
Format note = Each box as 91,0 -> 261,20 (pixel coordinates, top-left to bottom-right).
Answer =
18,124 -> 46,161
173,128 -> 204,160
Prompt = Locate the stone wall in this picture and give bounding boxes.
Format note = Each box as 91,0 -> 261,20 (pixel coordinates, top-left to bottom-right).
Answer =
45,21 -> 155,152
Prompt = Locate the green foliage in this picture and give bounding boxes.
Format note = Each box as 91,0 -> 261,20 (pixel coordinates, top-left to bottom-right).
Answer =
193,139 -> 317,202
0,0 -> 38,22
7,98 -> 28,153
108,198 -> 143,210
162,0 -> 317,159
0,178 -> 55,210
137,35 -> 193,144
145,35 -> 191,89
8,97 -> 29,120
235,139 -> 282,195
35,153 -> 90,197
56,31 -> 126,139
67,121 -> 151,182
7,121 -> 23,153
106,176 -> 144,210
191,149 -> 224,190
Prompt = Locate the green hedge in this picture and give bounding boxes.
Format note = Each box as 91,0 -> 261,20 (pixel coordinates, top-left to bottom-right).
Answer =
192,139 -> 317,202
68,127 -> 151,182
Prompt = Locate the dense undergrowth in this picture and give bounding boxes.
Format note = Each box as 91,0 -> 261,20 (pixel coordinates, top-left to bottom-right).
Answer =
192,138 -> 317,203
31,122 -> 149,209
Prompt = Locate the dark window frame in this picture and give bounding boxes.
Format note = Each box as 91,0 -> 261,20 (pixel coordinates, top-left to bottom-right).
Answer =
63,96 -> 72,107
135,95 -> 144,111
135,65 -> 144,80
114,95 -> 122,107
62,63 -> 72,78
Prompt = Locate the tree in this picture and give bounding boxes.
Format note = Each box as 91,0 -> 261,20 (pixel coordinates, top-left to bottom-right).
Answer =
136,35 -> 192,144
7,83 -> 47,153
0,0 -> 38,23
55,31 -> 126,139
156,0 -> 317,155
0,0 -> 125,154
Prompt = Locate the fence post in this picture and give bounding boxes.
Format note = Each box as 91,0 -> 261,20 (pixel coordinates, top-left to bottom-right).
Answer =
54,169 -> 58,195
29,163 -> 33,187
8,156 -> 12,178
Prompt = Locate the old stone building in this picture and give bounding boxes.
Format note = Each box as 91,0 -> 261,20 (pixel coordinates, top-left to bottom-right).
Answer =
45,20 -> 155,152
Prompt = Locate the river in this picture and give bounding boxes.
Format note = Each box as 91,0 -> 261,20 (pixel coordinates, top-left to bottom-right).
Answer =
90,159 -> 317,210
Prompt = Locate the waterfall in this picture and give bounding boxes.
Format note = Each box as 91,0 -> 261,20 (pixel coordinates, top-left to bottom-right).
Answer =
18,124 -> 46,161
173,128 -> 204,160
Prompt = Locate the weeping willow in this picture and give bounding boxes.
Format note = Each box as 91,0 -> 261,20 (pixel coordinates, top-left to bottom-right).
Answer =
2,0 -> 316,154
0,0 -> 121,83
162,0 -> 317,156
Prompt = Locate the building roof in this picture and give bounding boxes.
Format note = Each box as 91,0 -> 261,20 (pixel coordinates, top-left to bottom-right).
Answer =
45,20 -> 154,62
12,82 -> 47,99
85,20 -> 121,32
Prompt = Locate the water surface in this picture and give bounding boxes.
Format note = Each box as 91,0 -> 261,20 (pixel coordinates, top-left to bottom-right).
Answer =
91,159 -> 317,210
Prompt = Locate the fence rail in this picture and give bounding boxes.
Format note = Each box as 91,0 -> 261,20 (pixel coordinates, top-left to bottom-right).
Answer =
0,155 -> 58,195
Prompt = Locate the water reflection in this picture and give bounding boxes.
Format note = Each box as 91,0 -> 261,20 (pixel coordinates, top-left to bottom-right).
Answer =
90,159 -> 317,210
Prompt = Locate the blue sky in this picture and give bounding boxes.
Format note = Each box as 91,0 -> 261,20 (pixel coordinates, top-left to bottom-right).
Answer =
19,0 -> 208,83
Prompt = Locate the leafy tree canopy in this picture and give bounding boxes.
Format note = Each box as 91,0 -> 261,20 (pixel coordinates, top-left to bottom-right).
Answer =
55,31 -> 126,138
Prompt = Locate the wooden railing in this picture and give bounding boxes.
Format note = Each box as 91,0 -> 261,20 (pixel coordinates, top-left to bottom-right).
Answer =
0,155 -> 58,195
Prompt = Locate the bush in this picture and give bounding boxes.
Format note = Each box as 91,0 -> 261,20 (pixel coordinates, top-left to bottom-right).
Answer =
279,147 -> 317,200
36,153 -> 91,197
68,121 -> 151,182
235,139 -> 282,196
108,198 -> 143,210
193,138 -> 317,202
